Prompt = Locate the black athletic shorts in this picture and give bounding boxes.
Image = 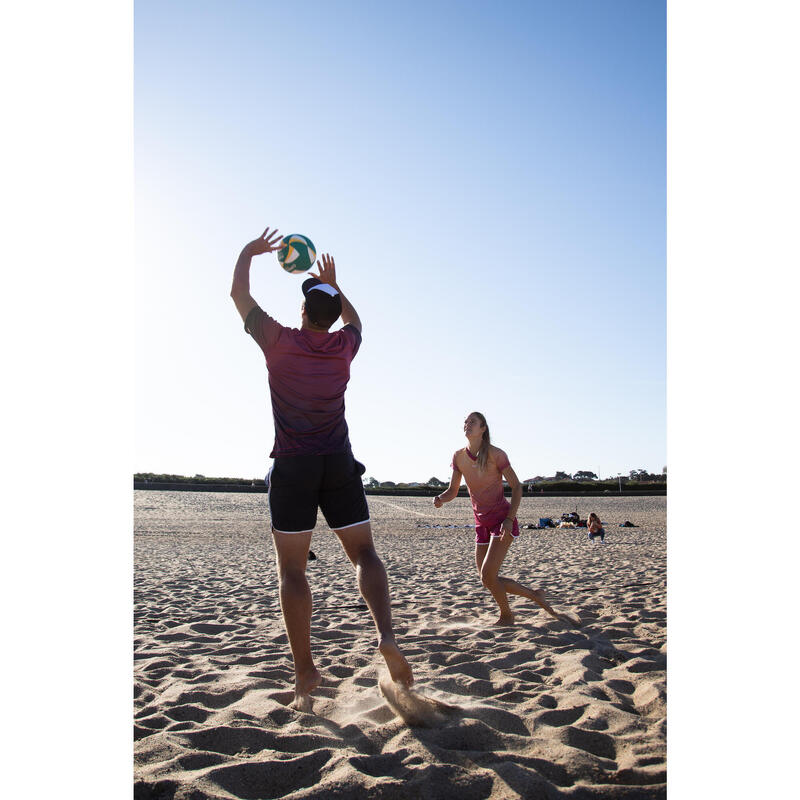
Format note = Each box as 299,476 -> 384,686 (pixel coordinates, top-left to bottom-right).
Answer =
266,451 -> 370,533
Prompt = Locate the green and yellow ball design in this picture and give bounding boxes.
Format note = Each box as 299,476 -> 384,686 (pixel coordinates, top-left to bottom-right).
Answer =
277,234 -> 316,273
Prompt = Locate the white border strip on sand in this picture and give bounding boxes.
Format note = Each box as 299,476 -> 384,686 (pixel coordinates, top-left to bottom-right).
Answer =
367,497 -> 434,518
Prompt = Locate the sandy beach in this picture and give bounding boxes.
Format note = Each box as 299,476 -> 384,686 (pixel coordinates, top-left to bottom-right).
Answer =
134,491 -> 666,799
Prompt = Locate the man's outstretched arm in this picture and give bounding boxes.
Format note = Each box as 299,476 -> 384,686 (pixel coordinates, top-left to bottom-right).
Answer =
312,253 -> 362,333
230,226 -> 283,323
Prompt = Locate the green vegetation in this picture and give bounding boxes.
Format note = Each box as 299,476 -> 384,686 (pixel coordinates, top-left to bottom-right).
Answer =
134,471 -> 666,495
135,472 -> 265,486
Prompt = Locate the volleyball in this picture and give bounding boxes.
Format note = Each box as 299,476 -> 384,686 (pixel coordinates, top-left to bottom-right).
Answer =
277,234 -> 316,274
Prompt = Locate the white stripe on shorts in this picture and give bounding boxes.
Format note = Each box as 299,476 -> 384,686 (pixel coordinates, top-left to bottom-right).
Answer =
333,518 -> 371,531
272,526 -> 315,535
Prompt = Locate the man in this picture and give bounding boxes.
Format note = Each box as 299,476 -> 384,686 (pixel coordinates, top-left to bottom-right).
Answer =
230,226 -> 413,710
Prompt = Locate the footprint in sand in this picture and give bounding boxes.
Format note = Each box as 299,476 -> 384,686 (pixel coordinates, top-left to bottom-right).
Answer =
378,676 -> 460,727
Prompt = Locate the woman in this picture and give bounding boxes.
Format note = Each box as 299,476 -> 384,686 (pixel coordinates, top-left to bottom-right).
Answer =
433,412 -> 561,626
587,512 -> 605,543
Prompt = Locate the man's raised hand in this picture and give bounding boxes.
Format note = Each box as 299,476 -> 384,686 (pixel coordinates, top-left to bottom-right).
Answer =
312,253 -> 338,288
245,226 -> 283,256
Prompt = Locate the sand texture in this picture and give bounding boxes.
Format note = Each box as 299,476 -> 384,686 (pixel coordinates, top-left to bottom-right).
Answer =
135,492 -> 666,799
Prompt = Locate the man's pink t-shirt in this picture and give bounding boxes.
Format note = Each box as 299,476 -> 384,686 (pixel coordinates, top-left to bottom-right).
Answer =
452,447 -> 511,526
245,305 -> 361,458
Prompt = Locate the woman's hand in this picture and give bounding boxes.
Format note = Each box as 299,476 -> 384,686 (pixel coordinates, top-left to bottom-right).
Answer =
433,495 -> 443,508
501,517 -> 514,537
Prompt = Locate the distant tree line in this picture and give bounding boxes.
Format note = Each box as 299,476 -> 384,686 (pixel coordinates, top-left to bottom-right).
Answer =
363,469 -> 666,490
135,468 -> 666,494
135,472 -> 265,486
363,476 -> 448,490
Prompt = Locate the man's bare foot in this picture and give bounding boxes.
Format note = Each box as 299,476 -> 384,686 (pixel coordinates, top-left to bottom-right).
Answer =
291,693 -> 313,713
379,675 -> 457,727
494,614 -> 515,626
378,637 -> 413,687
292,667 -> 322,711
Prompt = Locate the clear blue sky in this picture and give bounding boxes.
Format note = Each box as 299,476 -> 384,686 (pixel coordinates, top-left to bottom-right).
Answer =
135,0 -> 665,482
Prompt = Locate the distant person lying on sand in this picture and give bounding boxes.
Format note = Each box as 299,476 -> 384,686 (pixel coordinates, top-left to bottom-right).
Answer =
587,512 -> 605,543
432,411 -> 562,626
230,226 -> 413,709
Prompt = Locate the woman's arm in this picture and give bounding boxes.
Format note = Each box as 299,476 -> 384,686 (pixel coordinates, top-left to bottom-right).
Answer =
500,464 -> 522,537
502,465 -> 522,522
433,467 -> 462,507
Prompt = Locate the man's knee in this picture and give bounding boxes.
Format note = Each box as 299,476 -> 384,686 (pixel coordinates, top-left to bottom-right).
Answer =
355,546 -> 382,571
278,562 -> 307,586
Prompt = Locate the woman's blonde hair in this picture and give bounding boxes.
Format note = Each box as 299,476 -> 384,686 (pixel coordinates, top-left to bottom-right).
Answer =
469,411 -> 491,470
588,512 -> 600,523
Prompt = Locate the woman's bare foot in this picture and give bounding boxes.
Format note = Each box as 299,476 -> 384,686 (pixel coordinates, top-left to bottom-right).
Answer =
292,667 -> 322,711
378,637 -> 414,687
494,614 -> 515,626
556,610 -> 582,628
530,588 -> 562,621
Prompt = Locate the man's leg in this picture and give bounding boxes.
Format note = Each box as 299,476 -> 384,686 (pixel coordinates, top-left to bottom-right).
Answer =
271,530 -> 321,709
334,522 -> 413,687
